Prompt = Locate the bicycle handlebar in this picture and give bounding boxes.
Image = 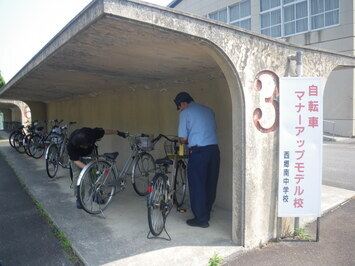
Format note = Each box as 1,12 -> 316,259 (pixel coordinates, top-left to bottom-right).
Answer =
152,134 -> 178,144
117,132 -> 149,139
60,121 -> 76,130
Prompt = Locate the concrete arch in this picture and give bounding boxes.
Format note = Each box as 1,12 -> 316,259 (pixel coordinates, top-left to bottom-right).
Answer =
0,100 -> 29,130
186,37 -> 246,245
323,65 -> 355,137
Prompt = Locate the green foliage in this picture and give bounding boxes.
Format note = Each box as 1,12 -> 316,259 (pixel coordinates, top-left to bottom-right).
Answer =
208,252 -> 224,266
0,71 -> 5,88
294,227 -> 312,240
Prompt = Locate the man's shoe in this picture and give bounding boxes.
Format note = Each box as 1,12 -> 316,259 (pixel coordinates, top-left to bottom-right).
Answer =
76,199 -> 83,209
186,219 -> 209,228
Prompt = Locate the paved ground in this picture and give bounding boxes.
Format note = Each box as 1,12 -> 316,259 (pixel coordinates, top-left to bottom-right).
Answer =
323,137 -> 355,191
0,152 -> 76,266
225,198 -> 355,266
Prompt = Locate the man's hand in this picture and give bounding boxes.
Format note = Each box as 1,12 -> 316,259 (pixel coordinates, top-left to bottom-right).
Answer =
73,160 -> 86,169
179,137 -> 188,144
117,131 -> 128,138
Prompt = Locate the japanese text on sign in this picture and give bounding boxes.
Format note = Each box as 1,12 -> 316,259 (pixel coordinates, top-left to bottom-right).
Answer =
279,78 -> 323,217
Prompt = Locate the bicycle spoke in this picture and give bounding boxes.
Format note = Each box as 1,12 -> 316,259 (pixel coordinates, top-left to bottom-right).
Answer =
148,174 -> 167,236
79,160 -> 116,215
132,152 -> 155,196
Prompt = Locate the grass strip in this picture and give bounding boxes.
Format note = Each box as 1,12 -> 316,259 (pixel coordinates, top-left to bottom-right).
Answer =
0,150 -> 84,265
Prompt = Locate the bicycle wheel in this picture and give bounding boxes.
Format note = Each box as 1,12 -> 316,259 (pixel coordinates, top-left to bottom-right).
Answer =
29,134 -> 45,159
174,160 -> 187,207
9,131 -> 18,148
46,144 -> 59,178
132,152 -> 156,196
13,133 -> 25,153
147,173 -> 168,236
78,160 -> 116,215
23,134 -> 32,156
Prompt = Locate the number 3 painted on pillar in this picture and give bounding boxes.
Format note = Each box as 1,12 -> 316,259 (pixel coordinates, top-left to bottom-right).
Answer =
253,70 -> 279,133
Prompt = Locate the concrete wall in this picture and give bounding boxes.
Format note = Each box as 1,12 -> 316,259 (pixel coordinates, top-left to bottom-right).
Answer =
324,68 -> 355,137
1,109 -> 12,122
11,106 -> 22,123
173,0 -> 243,16
46,72 -> 234,210
26,101 -> 47,125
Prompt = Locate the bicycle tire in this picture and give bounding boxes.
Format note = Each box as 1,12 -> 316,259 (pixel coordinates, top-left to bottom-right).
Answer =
9,131 -> 18,148
174,160 -> 187,207
78,160 -> 116,215
29,134 -> 45,159
46,144 -> 59,178
13,133 -> 25,153
23,134 -> 32,156
147,173 -> 168,236
132,152 -> 156,196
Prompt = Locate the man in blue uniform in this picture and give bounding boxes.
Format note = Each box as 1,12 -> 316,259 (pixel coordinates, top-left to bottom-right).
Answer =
174,92 -> 220,228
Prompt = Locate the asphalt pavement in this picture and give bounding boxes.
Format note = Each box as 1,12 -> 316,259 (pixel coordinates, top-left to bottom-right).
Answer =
0,149 -> 77,266
225,198 -> 355,266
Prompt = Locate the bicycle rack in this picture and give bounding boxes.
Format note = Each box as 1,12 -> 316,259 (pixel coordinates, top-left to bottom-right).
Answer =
147,216 -> 171,241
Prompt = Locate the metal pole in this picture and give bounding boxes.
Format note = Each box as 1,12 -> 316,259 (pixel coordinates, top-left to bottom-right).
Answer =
316,217 -> 320,242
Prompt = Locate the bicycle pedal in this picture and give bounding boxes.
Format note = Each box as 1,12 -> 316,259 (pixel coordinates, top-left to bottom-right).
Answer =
177,208 -> 186,213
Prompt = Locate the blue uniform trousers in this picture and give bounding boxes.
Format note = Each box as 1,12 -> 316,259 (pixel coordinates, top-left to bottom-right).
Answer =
187,144 -> 220,224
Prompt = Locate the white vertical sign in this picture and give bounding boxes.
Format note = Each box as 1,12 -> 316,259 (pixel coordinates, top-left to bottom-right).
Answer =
278,77 -> 323,217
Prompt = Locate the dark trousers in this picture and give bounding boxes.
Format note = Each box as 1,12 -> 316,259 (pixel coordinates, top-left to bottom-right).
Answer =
187,144 -> 220,224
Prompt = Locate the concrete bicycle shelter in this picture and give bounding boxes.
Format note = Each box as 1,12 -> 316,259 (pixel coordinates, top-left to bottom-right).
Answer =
0,0 -> 354,250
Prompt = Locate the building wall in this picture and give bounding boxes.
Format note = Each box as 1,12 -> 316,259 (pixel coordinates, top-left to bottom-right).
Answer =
172,0 -> 355,137
324,68 -> 354,137
26,101 -> 47,124
46,72 -> 234,210
1,109 -> 12,123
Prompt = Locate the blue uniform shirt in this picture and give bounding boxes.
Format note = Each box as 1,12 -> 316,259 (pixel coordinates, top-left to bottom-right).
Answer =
178,102 -> 218,147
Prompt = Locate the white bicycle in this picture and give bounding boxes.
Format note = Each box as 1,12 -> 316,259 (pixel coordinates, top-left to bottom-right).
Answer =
76,133 -> 157,215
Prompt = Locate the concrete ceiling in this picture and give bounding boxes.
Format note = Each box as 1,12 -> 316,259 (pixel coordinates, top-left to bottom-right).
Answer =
0,14 -> 220,103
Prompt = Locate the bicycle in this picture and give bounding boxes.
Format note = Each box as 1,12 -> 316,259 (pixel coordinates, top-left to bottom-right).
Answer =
28,119 -> 63,159
9,124 -> 26,149
45,121 -> 76,178
76,133 -> 157,215
147,135 -> 188,239
9,121 -> 39,154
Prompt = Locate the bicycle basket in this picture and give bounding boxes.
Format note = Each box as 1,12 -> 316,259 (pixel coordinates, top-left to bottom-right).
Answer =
138,136 -> 154,151
51,126 -> 62,135
164,139 -> 189,159
50,134 -> 63,144
164,138 -> 178,159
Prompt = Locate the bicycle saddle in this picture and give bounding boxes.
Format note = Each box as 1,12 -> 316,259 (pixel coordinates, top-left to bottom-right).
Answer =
156,157 -> 173,165
103,152 -> 119,160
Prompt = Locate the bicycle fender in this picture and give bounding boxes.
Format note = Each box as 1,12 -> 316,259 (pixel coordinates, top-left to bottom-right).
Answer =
45,143 -> 54,160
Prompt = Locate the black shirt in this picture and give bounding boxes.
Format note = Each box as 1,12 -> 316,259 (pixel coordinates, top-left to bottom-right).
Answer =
67,127 -> 105,161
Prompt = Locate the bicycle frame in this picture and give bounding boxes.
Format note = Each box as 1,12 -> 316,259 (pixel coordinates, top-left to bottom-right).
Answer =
45,122 -> 74,168
76,145 -> 140,188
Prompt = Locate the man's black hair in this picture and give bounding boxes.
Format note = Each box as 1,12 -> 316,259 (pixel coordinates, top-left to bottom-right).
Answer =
173,92 -> 194,110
